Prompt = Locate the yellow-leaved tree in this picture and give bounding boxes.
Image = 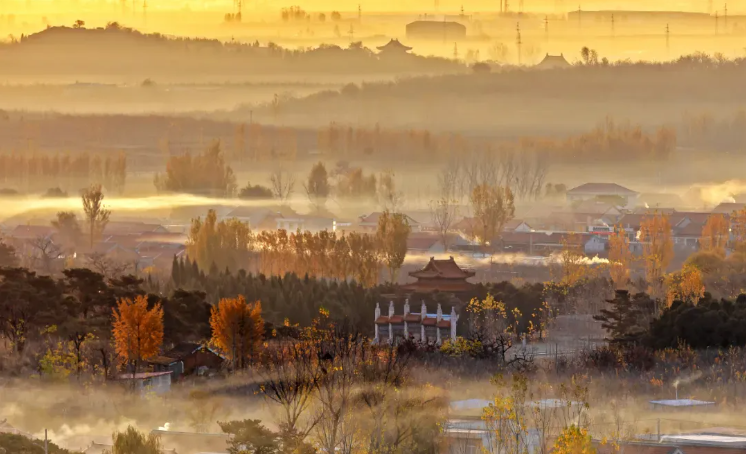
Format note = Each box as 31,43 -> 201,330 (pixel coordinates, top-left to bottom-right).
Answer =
699,214 -> 729,256
639,213 -> 673,300
666,265 -> 705,307
210,296 -> 265,370
608,225 -> 632,290
552,425 -> 596,454
112,295 -> 164,380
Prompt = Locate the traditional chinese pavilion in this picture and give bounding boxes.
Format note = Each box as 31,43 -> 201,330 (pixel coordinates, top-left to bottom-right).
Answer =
376,38 -> 413,56
402,256 -> 475,294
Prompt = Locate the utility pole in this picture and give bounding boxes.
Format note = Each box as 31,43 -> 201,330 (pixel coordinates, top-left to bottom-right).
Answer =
544,15 -> 549,43
611,13 -> 615,37
665,23 -> 670,54
453,42 -> 458,60
724,3 -> 728,32
715,11 -> 719,34
516,22 -> 522,65
577,5 -> 581,30
143,0 -> 147,23
44,429 -> 48,454
358,4 -> 361,23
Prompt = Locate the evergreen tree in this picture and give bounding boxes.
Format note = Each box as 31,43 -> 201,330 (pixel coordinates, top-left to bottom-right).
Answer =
171,255 -> 181,287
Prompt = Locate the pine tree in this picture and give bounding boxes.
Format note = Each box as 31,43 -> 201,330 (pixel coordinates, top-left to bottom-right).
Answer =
171,255 -> 181,287
593,290 -> 654,343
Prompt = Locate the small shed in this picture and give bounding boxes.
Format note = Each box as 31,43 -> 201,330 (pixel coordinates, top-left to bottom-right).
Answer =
649,399 -> 716,411
116,371 -> 172,395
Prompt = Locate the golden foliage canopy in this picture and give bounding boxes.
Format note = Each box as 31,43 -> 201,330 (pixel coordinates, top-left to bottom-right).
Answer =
700,214 -> 729,256
210,295 -> 265,369
112,295 -> 164,366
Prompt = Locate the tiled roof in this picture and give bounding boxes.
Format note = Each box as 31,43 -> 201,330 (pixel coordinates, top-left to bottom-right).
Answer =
9,224 -> 55,239
712,202 -> 746,214
404,313 -> 421,322
409,256 -> 475,279
375,316 -> 389,324
388,315 -> 404,324
422,318 -> 437,326
567,183 -> 638,195
165,342 -> 202,359
437,320 -> 451,328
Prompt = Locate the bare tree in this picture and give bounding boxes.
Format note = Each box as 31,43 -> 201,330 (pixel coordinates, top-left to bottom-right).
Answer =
81,184 -> 111,249
27,236 -> 61,274
86,252 -> 131,278
430,166 -> 460,252
270,166 -> 296,204
377,169 -> 404,213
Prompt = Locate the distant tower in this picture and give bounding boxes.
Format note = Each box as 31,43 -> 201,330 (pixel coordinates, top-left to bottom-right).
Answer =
516,22 -> 522,65
132,0 -> 135,15
715,10 -> 719,34
358,4 -> 361,23
544,15 -> 549,43
724,3 -> 728,32
611,13 -> 615,37
665,23 -> 670,54
577,5 -> 581,30
142,0 -> 147,23
348,23 -> 355,40
453,42 -> 458,60
519,0 -> 524,13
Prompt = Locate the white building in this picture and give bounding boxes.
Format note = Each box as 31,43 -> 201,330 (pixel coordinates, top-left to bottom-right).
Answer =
374,300 -> 458,345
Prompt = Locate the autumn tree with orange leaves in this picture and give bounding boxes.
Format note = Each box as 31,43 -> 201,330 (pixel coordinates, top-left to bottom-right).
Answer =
210,296 -> 265,370
639,213 -> 674,301
112,295 -> 164,380
608,226 -> 632,289
700,214 -> 729,256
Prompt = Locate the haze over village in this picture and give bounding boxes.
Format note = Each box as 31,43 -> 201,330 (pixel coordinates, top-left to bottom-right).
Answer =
2,0 -> 746,453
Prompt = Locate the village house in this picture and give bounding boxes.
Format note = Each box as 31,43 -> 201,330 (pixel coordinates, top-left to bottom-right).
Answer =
406,232 -> 472,255
712,202 -> 746,215
566,183 -> 639,208
357,212 -> 421,232
147,342 -> 224,380
115,371 -> 172,396
453,217 -> 532,242
501,231 -> 605,255
374,300 -> 457,345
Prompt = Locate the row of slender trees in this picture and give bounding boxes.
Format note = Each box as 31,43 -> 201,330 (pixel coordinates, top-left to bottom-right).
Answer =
315,118 -> 676,162
0,151 -> 127,193
186,209 -> 411,286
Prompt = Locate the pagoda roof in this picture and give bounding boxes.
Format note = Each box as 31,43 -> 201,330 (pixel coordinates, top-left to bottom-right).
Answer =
377,38 -> 412,52
409,256 -> 476,280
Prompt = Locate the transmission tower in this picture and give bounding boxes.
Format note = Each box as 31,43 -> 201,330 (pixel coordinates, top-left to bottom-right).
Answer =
611,13 -> 615,37
143,0 -> 147,23
544,15 -> 549,43
665,23 -> 670,54
577,5 -> 581,30
724,3 -> 728,32
516,22 -> 522,65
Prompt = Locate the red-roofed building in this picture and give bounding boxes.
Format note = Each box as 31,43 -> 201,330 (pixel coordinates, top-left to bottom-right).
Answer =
402,256 -> 475,294
374,300 -> 458,345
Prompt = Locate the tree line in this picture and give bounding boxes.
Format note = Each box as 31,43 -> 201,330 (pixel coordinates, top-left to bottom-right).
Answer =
185,209 -> 411,285
0,151 -> 126,194
315,117 -> 676,163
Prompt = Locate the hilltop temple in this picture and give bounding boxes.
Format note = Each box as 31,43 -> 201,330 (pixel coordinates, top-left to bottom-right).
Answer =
376,38 -> 413,56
